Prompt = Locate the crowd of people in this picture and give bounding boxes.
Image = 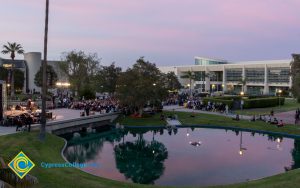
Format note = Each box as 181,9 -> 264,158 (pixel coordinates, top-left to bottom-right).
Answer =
69,97 -> 119,116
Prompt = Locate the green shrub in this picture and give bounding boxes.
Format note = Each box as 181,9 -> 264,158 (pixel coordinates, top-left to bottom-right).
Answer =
243,97 -> 285,109
202,98 -> 234,108
79,87 -> 95,100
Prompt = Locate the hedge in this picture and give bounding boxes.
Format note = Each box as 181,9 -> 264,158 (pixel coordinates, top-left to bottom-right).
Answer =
243,97 -> 285,109
202,98 -> 234,108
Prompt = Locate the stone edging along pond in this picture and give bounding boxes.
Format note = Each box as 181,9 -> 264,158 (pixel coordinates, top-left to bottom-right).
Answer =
124,124 -> 300,139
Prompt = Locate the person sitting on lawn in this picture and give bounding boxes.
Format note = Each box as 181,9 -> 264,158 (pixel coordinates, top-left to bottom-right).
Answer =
271,118 -> 278,125
250,115 -> 256,122
277,120 -> 284,127
233,114 -> 240,121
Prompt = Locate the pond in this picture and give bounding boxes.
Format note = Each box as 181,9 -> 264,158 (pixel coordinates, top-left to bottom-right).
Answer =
63,127 -> 300,187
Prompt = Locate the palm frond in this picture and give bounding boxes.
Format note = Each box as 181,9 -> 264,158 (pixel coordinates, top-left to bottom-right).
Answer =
1,50 -> 9,54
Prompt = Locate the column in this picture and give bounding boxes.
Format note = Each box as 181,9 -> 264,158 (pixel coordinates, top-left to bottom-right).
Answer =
263,64 -> 269,95
205,66 -> 210,92
222,65 -> 227,92
242,66 -> 247,93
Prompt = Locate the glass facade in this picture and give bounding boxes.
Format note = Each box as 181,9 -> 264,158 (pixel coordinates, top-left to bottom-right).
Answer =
245,68 -> 264,83
247,86 -> 264,95
210,71 -> 223,82
225,69 -> 242,82
194,71 -> 206,81
268,67 -> 290,83
195,59 -> 227,65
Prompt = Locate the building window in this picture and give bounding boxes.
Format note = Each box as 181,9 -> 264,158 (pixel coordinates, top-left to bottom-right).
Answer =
268,67 -> 289,83
225,68 -> 242,82
210,71 -> 223,82
194,71 -> 205,81
247,86 -> 264,95
245,68 -> 264,83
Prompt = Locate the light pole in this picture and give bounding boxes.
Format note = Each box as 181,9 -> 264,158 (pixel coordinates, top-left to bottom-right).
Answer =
239,132 -> 247,156
240,91 -> 244,118
187,84 -> 191,97
278,89 -> 282,108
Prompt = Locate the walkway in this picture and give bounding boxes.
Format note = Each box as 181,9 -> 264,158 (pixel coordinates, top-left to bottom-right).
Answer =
163,105 -> 251,120
274,110 -> 297,125
0,108 -> 109,136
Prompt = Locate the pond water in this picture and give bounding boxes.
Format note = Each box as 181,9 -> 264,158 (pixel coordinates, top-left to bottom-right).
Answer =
63,127 -> 300,187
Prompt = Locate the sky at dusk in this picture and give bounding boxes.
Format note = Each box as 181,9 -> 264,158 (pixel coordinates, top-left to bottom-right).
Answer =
1,0 -> 300,68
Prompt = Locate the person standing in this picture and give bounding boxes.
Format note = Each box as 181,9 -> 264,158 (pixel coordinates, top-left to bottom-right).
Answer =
225,105 -> 229,115
85,103 -> 90,116
295,110 -> 299,125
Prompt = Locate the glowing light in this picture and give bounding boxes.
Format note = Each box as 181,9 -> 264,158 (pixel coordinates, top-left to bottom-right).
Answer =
239,150 -> 243,155
56,82 -> 71,87
276,138 -> 281,143
240,91 -> 245,96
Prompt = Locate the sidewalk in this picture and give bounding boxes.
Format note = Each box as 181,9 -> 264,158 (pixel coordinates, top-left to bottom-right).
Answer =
0,108 -> 99,136
0,126 -> 17,136
163,105 -> 252,120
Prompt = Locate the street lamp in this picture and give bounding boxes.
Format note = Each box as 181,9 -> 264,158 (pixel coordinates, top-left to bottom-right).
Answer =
212,84 -> 216,93
239,132 -> 247,156
278,89 -> 282,108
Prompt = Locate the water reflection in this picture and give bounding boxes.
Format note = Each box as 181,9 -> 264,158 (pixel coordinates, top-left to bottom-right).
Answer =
114,133 -> 168,184
63,128 -> 300,187
287,139 -> 300,171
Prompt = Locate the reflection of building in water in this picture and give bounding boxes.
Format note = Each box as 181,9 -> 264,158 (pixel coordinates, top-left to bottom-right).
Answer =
290,139 -> 300,170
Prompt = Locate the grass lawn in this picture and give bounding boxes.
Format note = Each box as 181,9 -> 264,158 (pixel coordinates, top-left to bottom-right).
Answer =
115,113 -> 166,126
0,132 -> 156,188
119,111 -> 300,135
235,98 -> 300,116
1,112 -> 300,187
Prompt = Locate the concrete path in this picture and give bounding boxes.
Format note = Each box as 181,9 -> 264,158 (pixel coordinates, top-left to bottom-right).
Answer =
163,105 -> 251,120
0,108 -> 103,136
166,118 -> 182,126
274,110 -> 298,125
0,126 -> 17,136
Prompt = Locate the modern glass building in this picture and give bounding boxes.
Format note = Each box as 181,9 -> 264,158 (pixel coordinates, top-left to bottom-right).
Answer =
159,57 -> 291,95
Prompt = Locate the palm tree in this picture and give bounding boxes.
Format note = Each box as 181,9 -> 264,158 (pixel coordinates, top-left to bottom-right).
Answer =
1,42 -> 24,97
39,0 -> 50,141
291,54 -> 300,102
238,78 -> 247,94
180,71 -> 197,96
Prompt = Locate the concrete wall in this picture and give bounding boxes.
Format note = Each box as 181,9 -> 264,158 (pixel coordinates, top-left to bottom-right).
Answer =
24,52 -> 42,93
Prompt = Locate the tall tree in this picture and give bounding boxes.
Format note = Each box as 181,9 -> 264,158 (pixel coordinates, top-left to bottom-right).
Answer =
59,50 -> 101,96
1,42 -> 24,97
34,65 -> 58,88
238,78 -> 247,93
13,69 -> 24,92
116,57 -> 168,115
95,63 -> 122,95
164,72 -> 181,91
291,54 -> 300,102
180,70 -> 197,96
40,0 -> 49,141
0,68 -> 24,92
